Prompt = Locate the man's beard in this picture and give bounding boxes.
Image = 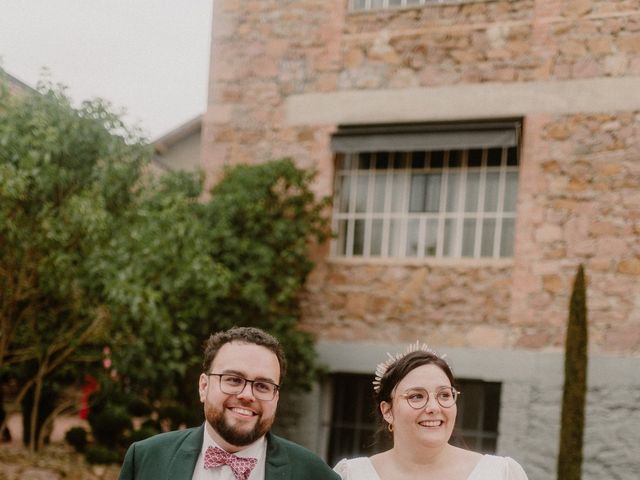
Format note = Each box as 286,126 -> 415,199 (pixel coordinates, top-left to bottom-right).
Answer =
205,402 -> 274,447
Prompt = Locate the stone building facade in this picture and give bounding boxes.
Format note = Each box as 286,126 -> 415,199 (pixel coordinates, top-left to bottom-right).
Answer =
202,1 -> 640,479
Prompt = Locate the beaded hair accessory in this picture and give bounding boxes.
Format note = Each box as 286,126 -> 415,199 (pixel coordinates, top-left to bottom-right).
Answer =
372,341 -> 448,393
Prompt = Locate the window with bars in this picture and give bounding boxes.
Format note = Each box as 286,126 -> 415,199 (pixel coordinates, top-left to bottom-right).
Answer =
330,123 -> 520,259
327,373 -> 501,466
350,0 -> 462,12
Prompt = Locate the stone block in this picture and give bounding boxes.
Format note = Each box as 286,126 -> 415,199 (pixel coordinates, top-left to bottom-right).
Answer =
617,257 -> 640,275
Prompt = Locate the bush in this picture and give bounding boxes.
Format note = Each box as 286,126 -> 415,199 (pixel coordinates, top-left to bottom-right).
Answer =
128,397 -> 152,417
128,426 -> 159,444
140,418 -> 162,431
86,445 -> 121,465
88,404 -> 132,447
65,426 -> 88,453
158,404 -> 190,430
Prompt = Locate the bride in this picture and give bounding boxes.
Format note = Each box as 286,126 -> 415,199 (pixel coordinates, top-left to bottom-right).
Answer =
334,344 -> 528,480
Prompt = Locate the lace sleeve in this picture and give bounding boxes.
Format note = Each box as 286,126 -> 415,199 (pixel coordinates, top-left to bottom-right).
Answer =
505,457 -> 529,480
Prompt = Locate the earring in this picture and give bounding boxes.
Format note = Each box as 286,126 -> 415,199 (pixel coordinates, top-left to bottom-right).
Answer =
387,423 -> 393,433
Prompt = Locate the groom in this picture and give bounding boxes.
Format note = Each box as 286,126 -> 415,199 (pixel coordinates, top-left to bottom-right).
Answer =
119,326 -> 339,480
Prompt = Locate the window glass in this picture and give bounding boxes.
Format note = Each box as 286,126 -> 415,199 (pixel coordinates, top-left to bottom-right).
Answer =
336,220 -> 348,256
358,152 -> 371,170
465,172 -> 480,213
375,151 -> 390,170
443,218 -> 457,257
503,172 -> 518,212
500,218 -> 515,257
355,175 -> 369,213
331,126 -> 519,259
390,173 -> 406,212
424,219 -> 438,256
487,147 -> 502,167
353,220 -> 365,256
372,174 -> 387,213
481,219 -> 496,257
406,219 -> 420,257
467,149 -> 482,167
389,219 -> 403,256
338,175 -> 351,213
371,219 -> 383,256
484,172 -> 500,212
462,219 -> 476,257
446,173 -> 461,213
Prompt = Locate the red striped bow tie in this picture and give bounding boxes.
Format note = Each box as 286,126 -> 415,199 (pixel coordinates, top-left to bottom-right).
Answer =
204,445 -> 258,480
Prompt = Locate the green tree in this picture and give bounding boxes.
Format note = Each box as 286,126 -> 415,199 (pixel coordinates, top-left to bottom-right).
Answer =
202,160 -> 331,390
0,79 -> 150,450
1,76 -> 330,454
557,264 -> 588,480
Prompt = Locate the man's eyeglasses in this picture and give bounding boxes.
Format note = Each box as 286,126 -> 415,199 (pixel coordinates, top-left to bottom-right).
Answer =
207,373 -> 280,401
399,386 -> 460,409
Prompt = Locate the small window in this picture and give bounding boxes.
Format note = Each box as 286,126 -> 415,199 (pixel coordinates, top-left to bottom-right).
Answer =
331,123 -> 520,259
327,374 -> 501,465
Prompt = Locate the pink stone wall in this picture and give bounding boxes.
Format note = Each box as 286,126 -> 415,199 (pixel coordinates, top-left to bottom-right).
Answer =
203,0 -> 640,355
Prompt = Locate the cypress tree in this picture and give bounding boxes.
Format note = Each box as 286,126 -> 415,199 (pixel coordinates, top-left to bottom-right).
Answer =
557,264 -> 588,480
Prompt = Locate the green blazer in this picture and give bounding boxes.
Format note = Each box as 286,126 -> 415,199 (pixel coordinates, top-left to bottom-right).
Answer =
119,426 -> 340,480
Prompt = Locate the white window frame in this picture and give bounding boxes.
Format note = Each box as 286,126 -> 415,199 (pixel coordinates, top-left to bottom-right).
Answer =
330,124 -> 520,260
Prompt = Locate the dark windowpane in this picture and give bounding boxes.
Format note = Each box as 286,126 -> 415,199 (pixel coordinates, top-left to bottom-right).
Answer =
507,147 -> 518,166
371,220 -> 383,256
353,220 -> 365,256
454,379 -> 501,454
468,149 -> 483,167
328,374 -> 387,467
393,153 -> 408,169
336,220 -> 348,255
411,151 -> 426,169
449,150 -> 462,168
375,152 -> 390,170
483,383 -> 501,431
335,154 -> 346,171
487,147 -> 502,166
430,150 -> 444,169
358,153 -> 371,170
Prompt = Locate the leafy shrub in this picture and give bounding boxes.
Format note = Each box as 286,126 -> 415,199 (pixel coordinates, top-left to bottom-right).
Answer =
158,404 -> 190,430
128,426 -> 159,443
128,397 -> 152,417
88,404 -> 132,447
86,445 -> 121,464
65,426 -> 88,453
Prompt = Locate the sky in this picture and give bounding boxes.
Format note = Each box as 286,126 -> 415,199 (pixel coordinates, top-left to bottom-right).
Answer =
0,0 -> 213,140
